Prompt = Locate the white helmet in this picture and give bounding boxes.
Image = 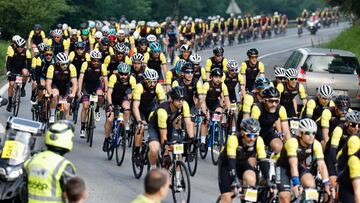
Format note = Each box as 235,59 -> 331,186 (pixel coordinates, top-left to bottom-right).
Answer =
180,44 -> 191,52
117,29 -> 125,36
14,37 -> 26,47
299,118 -> 317,133
146,34 -> 157,42
95,31 -> 103,39
56,52 -> 69,64
274,11 -> 279,16
89,50 -> 102,59
12,35 -> 21,42
227,60 -> 239,72
180,20 -> 186,26
285,68 -> 298,79
133,31 -> 140,40
62,23 -> 69,30
318,84 -> 334,99
129,23 -> 136,29
37,42 -> 46,51
101,26 -> 109,33
189,53 -> 201,64
143,69 -> 159,81
114,43 -> 127,53
132,53 -> 144,62
71,29 -> 78,36
52,29 -> 63,36
273,66 -> 286,77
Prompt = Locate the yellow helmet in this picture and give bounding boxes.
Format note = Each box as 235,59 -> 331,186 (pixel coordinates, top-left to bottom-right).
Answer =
45,120 -> 74,151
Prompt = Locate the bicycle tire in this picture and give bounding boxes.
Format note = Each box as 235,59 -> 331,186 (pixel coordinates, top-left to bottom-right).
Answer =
199,136 -> 208,159
171,160 -> 191,203
187,144 -> 198,177
107,138 -> 114,160
87,109 -> 94,147
13,87 -> 20,117
116,125 -> 126,166
72,107 -> 78,124
131,143 -> 145,179
127,117 -> 135,148
211,124 -> 224,165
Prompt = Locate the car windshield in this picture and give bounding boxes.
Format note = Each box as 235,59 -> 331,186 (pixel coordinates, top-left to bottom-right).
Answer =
303,55 -> 359,74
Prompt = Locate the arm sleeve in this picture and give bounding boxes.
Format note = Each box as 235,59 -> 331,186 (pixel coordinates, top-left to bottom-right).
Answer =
132,84 -> 143,101
277,83 -> 284,95
165,70 -> 173,85
221,83 -> 229,96
143,53 -> 150,63
196,81 -> 203,95
298,84 -> 307,99
80,62 -> 88,74
320,109 -> 332,128
258,62 -> 265,74
160,53 -> 167,64
46,65 -> 54,79
108,74 -> 117,88
285,138 -> 299,158
222,58 -> 229,72
313,140 -> 324,160
182,101 -> 191,118
129,76 -> 137,90
305,99 -> 316,117
349,156 -> 360,179
240,62 -> 247,75
242,94 -> 254,113
348,136 -> 360,156
226,135 -> 238,158
201,82 -> 209,95
205,59 -> 212,73
172,80 -> 179,88
157,108 -> 168,129
250,105 -> 261,120
279,106 -> 288,121
69,65 -> 77,78
256,137 -> 267,159
155,84 -> 166,101
69,51 -> 75,62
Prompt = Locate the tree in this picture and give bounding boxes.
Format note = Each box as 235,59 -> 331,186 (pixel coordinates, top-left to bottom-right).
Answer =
327,0 -> 360,20
0,0 -> 71,39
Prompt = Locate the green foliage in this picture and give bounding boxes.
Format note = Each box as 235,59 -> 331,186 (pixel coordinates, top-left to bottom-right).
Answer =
0,40 -> 9,75
327,0 -> 360,19
0,0 -> 71,39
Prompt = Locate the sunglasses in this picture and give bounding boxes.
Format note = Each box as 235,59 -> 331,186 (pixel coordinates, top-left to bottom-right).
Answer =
60,63 -> 69,67
92,59 -> 100,63
147,80 -> 157,85
277,77 -> 286,81
288,78 -> 297,81
250,56 -> 258,59
54,36 -> 61,39
265,99 -> 280,104
245,133 -> 259,139
184,70 -> 194,74
302,131 -> 316,135
45,54 -> 53,56
338,107 -> 349,113
76,48 -> 85,50
349,123 -> 359,128
119,72 -> 128,76
320,97 -> 330,101
116,52 -> 125,55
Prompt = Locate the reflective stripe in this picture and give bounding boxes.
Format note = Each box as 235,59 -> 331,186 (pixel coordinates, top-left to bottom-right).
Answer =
51,158 -> 67,197
29,193 -> 63,202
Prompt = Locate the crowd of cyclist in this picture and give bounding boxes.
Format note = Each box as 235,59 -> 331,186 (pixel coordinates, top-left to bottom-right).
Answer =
3,8 -> 359,203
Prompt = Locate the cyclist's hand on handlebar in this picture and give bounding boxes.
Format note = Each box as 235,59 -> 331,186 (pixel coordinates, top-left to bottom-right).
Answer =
325,184 -> 335,199
291,185 -> 301,198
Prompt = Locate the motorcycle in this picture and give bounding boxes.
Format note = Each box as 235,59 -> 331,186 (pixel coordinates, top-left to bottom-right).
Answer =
0,117 -> 45,203
307,20 -> 319,35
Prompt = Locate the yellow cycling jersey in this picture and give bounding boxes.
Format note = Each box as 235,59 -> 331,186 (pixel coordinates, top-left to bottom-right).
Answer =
146,27 -> 162,35
46,64 -> 77,79
242,94 -> 256,113
330,126 -> 344,148
77,36 -> 96,45
156,101 -> 191,129
276,83 -> 307,99
69,52 -> 90,62
94,44 -> 115,56
103,55 -> 132,67
285,137 -> 324,159
80,62 -> 107,76
31,56 -> 41,69
108,74 -> 137,89
201,82 -> 229,97
133,47 -> 150,54
240,61 -> 265,75
143,52 -> 167,64
303,99 -> 335,120
205,57 -> 229,73
45,38 -> 70,50
7,48 -> 31,59
28,30 -> 46,42
132,83 -> 166,101
171,79 -> 203,91
226,134 -> 266,159
348,155 -> 360,179
251,105 -> 288,121
337,135 -> 360,160
320,108 -> 352,129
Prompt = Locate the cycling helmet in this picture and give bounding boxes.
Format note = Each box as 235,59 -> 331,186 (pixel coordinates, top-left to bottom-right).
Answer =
143,68 -> 159,81
189,53 -> 202,64
45,120 -> 74,151
52,29 -> 63,36
175,59 -> 187,74
274,66 -> 286,77
146,34 -> 157,43
345,110 -> 360,124
89,50 -> 102,59
75,41 -> 86,49
117,29 -> 125,36
240,118 -> 261,133
81,29 -> 89,36
181,62 -> 194,72
132,53 -> 144,62
71,29 -> 78,36
108,34 -> 116,42
101,26 -> 109,33
114,43 -> 127,53
285,68 -> 298,79
261,86 -> 280,99
227,60 -> 239,72
95,31 -> 103,39
12,35 -> 21,42
37,42 -> 46,52
169,86 -> 185,100
180,44 -> 191,52
149,42 -> 161,53
101,37 -> 110,46
14,38 -> 26,47
299,118 -> 317,133
335,95 -> 350,108
56,52 -> 69,64
44,46 -> 53,54
210,68 -> 223,77
139,37 -> 148,45
108,28 -> 117,35
213,46 -> 224,56
317,84 -> 333,99
247,48 -> 258,57
254,77 -> 270,89
89,21 -> 95,28
117,62 -> 131,74
34,24 -> 41,30
62,23 -> 68,31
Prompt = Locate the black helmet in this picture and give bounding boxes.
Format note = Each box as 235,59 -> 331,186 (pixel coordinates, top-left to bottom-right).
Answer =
101,37 -> 110,46
335,95 -> 350,109
34,24 -> 41,30
247,48 -> 258,57
261,86 -> 280,99
240,118 -> 261,133
210,68 -> 223,77
254,77 -> 270,89
213,46 -> 224,56
139,38 -> 148,45
181,62 -> 193,72
75,41 -> 86,48
169,86 -> 185,100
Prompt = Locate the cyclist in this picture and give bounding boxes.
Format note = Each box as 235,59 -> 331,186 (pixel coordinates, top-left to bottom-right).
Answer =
199,68 -> 231,152
165,59 -> 186,92
277,68 -> 307,118
164,23 -> 178,61
69,41 -> 90,77
103,63 -> 136,151
251,86 -> 290,155
132,69 -> 166,163
272,65 -> 286,88
144,42 -> 168,83
218,118 -> 270,203
173,44 -> 192,66
205,46 -> 228,80
277,118 -> 333,203
134,38 -> 149,55
240,48 -> 265,92
172,62 -> 203,111
79,29 -> 94,52
77,50 -> 108,138
224,60 -> 245,103
24,120 -> 76,203
30,42 -> 46,103
46,53 -> 78,123
69,29 -> 79,53
147,86 -> 195,169
6,35 -> 21,59
46,29 -> 69,56
130,53 -> 146,83
189,53 -> 206,82
6,37 -> 32,112
108,34 -> 117,49
94,37 -> 114,63
27,24 -> 46,54
104,43 -> 132,77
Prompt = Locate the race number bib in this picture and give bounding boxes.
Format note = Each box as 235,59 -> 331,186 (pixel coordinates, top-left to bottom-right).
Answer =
1,140 -> 25,160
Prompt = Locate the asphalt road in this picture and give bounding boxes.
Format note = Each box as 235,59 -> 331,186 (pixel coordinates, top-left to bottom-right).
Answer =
0,23 -> 349,203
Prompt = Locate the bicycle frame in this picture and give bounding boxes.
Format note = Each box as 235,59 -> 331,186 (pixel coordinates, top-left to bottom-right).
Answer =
112,107 -> 124,148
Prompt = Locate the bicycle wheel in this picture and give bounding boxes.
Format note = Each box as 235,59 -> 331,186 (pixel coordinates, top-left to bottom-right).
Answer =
116,125 -> 126,166
199,135 -> 208,159
87,109 -> 94,147
131,143 -> 145,179
171,160 -> 191,203
107,136 -> 115,160
127,117 -> 135,148
13,87 -> 20,117
186,143 -> 198,177
211,124 -> 224,165
72,106 -> 78,124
